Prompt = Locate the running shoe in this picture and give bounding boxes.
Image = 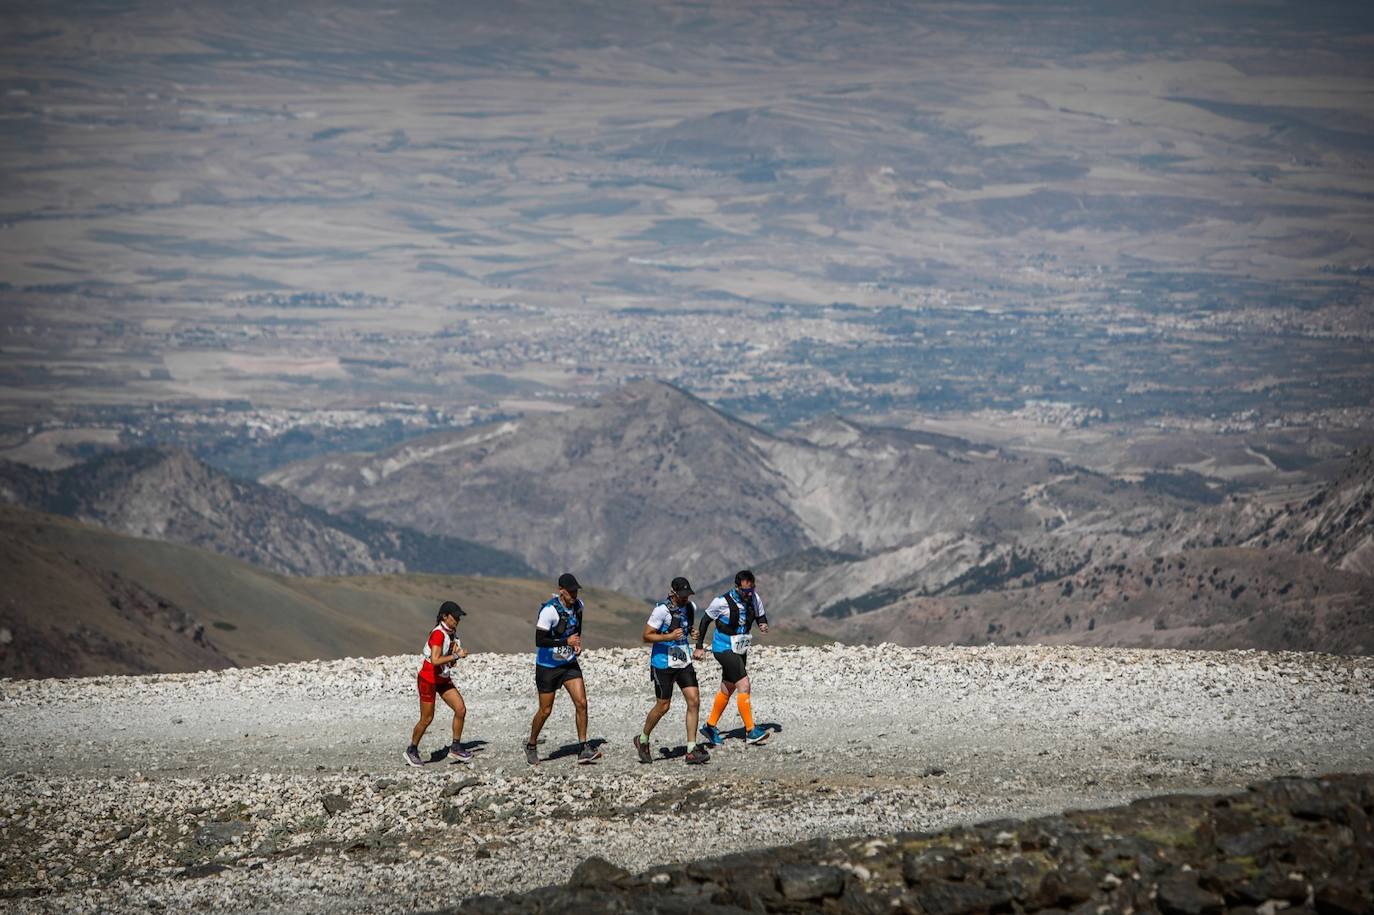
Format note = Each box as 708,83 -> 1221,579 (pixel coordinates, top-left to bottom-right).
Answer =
745,726 -> 770,745
577,743 -> 603,765
699,724 -> 722,747
404,746 -> 424,767
524,742 -> 540,766
449,748 -> 475,764
633,734 -> 652,764
685,745 -> 710,765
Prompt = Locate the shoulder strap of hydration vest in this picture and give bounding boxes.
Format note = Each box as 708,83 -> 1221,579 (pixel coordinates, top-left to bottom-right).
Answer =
426,625 -> 451,659
723,593 -> 742,633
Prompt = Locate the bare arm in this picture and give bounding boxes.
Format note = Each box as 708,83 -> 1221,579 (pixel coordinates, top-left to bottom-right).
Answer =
430,643 -> 463,666
643,624 -> 684,643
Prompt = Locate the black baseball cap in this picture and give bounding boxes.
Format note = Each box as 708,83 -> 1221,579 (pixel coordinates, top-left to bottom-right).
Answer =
670,576 -> 694,595
557,572 -> 581,591
438,600 -> 466,621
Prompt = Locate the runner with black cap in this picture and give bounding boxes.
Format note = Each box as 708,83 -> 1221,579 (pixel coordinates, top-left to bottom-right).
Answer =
696,570 -> 770,746
405,600 -> 472,767
525,572 -> 602,765
634,576 -> 710,765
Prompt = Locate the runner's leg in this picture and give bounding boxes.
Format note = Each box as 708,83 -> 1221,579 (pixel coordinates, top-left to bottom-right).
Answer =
643,696 -> 672,738
439,687 -> 466,744
528,690 -> 556,745
707,679 -> 734,727
411,701 -> 435,747
735,674 -> 755,731
682,685 -> 701,745
565,676 -> 590,743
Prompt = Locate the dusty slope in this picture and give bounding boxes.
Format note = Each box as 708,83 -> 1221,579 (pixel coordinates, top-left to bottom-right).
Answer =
0,505 -> 658,676
0,645 -> 1369,913
820,546 -> 1374,654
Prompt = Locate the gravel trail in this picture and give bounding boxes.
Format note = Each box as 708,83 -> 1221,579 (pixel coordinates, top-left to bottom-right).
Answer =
1,644 -> 1371,912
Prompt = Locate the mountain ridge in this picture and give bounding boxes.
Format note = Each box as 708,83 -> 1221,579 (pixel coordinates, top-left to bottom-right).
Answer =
265,381 -> 1373,654
267,380 -> 817,595
0,447 -> 538,579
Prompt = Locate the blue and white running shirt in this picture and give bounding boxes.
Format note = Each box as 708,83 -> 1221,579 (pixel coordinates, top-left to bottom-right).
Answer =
648,600 -> 696,670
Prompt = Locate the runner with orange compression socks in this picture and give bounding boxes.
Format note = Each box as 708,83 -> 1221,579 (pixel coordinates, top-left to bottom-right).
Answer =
694,569 -> 770,746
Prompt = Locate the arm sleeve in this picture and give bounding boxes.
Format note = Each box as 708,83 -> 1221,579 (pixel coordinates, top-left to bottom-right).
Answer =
697,596 -> 728,649
754,593 -> 768,626
695,616 -> 713,650
535,628 -> 565,648
535,605 -> 565,647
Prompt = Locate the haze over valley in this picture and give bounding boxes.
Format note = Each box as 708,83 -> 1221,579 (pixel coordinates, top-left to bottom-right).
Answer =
1,0 -> 1372,669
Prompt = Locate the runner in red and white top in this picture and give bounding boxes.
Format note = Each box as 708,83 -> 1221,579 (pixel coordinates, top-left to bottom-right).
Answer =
405,601 -> 472,767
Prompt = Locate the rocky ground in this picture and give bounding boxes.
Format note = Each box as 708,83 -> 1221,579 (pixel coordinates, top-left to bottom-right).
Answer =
453,772 -> 1374,914
1,645 -> 1371,912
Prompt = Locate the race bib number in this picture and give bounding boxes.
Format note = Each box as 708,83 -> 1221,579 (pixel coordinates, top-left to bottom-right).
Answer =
667,646 -> 692,669
552,645 -> 575,662
730,634 -> 752,654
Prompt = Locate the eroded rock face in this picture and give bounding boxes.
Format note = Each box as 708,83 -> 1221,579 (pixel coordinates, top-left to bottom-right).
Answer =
446,773 -> 1374,914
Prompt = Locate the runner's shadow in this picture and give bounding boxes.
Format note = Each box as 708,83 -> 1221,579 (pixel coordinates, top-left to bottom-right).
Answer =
722,722 -> 782,742
657,744 -> 688,759
426,739 -> 491,763
546,737 -> 607,761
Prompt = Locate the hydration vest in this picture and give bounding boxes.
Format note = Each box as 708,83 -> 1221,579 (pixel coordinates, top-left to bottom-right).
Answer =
650,600 -> 695,669
423,624 -> 457,679
710,590 -> 758,654
536,597 -> 582,667
716,592 -> 756,635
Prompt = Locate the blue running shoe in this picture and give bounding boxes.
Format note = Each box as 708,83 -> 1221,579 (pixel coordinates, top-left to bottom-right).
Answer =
745,726 -> 770,745
699,724 -> 722,747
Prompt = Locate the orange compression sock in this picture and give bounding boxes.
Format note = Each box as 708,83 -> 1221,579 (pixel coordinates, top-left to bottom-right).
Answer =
707,690 -> 729,727
737,693 -> 755,731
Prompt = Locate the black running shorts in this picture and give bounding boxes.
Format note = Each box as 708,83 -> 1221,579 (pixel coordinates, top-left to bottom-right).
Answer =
713,650 -> 747,683
651,665 -> 699,700
535,662 -> 584,694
